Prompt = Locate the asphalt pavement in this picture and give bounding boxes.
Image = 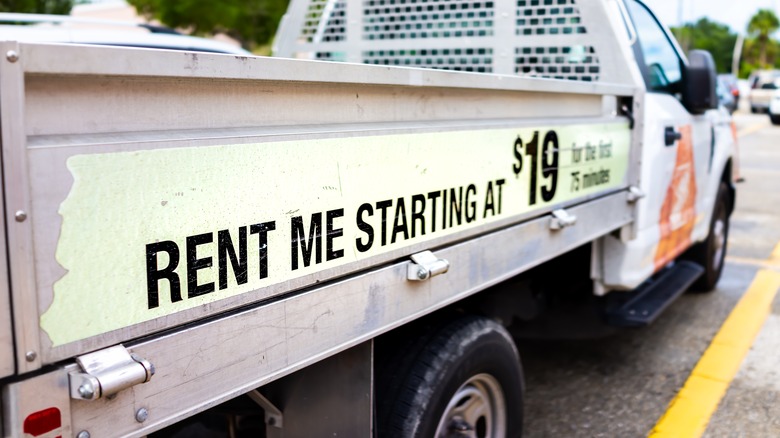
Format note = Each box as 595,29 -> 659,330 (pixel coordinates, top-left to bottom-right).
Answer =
520,109 -> 780,438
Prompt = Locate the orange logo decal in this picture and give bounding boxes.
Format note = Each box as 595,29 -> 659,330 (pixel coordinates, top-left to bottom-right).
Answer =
654,125 -> 697,270
730,121 -> 742,182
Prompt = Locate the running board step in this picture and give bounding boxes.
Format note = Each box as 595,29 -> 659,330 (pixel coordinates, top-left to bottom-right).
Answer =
606,261 -> 705,327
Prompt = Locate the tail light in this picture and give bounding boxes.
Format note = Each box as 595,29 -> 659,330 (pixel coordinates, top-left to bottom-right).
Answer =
23,407 -> 62,438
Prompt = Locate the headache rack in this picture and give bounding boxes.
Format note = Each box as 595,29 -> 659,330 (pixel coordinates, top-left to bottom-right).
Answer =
274,0 -> 637,85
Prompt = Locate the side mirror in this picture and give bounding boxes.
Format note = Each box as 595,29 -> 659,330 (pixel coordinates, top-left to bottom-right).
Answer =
683,50 -> 718,114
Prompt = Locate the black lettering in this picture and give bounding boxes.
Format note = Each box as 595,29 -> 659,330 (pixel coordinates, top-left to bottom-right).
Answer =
411,194 -> 426,238
187,233 -> 215,298
250,221 -> 276,279
441,189 -> 448,230
217,228 -> 248,290
427,191 -> 441,233
586,142 -> 597,161
495,179 -> 505,214
146,241 -> 181,309
526,131 -> 539,205
465,184 -> 477,223
513,136 -> 523,178
356,203 -> 374,252
582,168 -> 610,189
541,130 -> 559,203
291,214 -> 322,270
483,181 -> 495,218
571,143 -> 582,163
326,209 -> 345,261
391,198 -> 409,244
599,141 -> 612,158
449,187 -> 463,228
375,200 -> 393,246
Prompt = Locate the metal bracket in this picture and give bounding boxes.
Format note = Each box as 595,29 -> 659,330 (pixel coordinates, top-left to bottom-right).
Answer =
407,250 -> 450,281
69,345 -> 154,401
620,104 -> 635,129
549,209 -> 577,231
247,389 -> 284,429
626,186 -> 645,203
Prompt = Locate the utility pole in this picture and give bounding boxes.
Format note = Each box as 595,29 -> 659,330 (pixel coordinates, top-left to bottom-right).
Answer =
676,0 -> 689,51
732,34 -> 745,77
677,0 -> 684,26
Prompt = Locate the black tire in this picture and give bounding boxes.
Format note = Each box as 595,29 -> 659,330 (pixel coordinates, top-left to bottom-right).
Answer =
377,316 -> 524,438
771,114 -> 780,125
684,183 -> 731,292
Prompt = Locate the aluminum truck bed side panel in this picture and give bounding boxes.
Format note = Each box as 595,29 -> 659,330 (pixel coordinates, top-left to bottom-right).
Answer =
1,41 -> 35,374
1,43 -> 636,365
5,190 -> 632,438
0,134 -> 11,376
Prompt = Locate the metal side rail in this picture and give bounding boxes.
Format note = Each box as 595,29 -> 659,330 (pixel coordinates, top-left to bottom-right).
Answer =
2,192 -> 632,438
606,261 -> 705,328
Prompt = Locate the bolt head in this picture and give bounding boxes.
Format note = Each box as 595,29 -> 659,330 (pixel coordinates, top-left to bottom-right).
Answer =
25,350 -> 36,362
135,407 -> 149,423
15,210 -> 27,222
6,50 -> 18,63
76,431 -> 90,438
78,383 -> 95,399
417,267 -> 428,280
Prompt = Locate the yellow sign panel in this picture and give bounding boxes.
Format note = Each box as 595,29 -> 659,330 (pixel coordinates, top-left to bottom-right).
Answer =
42,123 -> 630,345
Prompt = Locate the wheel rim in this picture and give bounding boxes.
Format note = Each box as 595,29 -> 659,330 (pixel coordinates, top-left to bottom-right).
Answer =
434,373 -> 507,438
712,211 -> 727,271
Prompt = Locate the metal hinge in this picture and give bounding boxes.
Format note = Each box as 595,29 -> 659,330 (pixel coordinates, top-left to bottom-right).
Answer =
407,250 -> 450,281
549,209 -> 577,230
627,186 -> 645,203
69,345 -> 154,401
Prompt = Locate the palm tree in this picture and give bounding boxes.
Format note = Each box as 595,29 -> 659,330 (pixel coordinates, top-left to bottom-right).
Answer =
747,9 -> 780,68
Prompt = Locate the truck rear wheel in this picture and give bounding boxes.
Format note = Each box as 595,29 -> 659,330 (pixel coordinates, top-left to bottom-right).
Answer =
684,183 -> 730,292
377,316 -> 524,438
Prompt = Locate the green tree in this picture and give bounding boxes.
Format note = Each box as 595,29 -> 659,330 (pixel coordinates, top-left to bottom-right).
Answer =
128,0 -> 289,50
0,0 -> 73,14
671,18 -> 738,74
747,8 -> 780,68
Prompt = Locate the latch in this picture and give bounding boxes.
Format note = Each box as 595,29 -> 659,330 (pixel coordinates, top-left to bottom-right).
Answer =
549,209 -> 577,230
407,250 -> 450,281
627,186 -> 645,203
69,345 -> 154,401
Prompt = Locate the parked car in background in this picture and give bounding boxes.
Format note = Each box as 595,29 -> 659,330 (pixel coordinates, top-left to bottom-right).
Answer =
0,12 -> 251,55
748,69 -> 780,113
717,76 -> 738,113
718,74 -> 740,112
769,90 -> 780,125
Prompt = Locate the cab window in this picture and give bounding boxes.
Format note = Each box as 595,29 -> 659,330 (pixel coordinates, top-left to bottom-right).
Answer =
626,0 -> 683,94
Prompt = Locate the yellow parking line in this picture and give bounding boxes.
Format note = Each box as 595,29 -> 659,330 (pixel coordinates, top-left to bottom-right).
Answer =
736,122 -> 768,138
649,242 -> 780,438
725,255 -> 780,272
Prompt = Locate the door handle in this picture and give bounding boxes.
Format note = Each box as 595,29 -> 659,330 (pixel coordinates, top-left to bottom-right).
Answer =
664,126 -> 682,146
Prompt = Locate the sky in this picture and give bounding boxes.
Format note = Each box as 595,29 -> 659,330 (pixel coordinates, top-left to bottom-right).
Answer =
83,0 -> 778,35
643,0 -> 779,33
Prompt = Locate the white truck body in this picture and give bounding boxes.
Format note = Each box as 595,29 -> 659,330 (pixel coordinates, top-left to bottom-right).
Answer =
0,1 -> 735,437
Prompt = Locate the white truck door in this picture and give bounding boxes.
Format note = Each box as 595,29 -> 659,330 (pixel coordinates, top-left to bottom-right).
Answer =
602,0 -> 714,287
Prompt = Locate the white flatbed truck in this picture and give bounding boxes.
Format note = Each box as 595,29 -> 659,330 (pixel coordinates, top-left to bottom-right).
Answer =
0,1 -> 737,437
